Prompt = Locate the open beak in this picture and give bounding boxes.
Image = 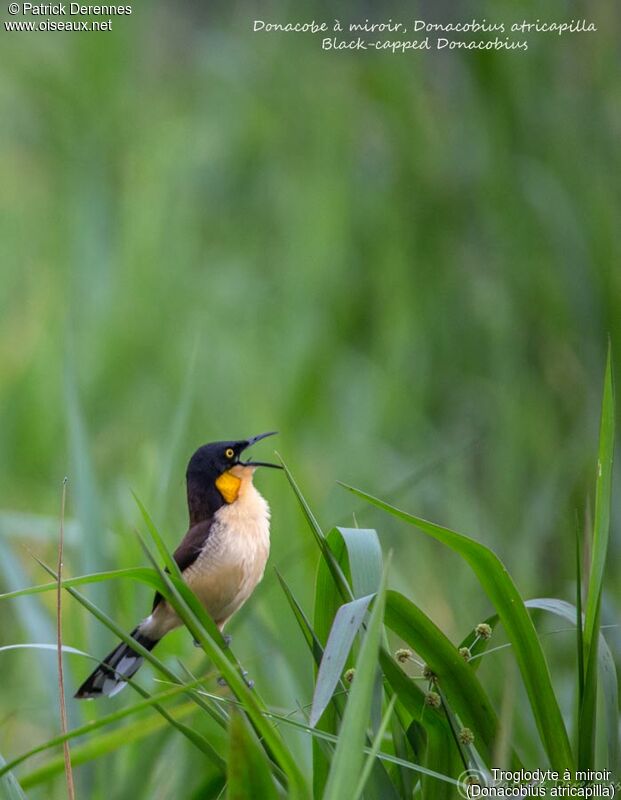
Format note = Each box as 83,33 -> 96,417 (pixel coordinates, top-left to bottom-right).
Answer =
239,431 -> 282,469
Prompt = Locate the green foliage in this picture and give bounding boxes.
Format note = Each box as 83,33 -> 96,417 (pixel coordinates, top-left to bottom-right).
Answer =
309,592 -> 373,728
0,364 -> 618,797
342,480 -> 577,769
21,701 -> 199,790
384,590 -> 504,767
579,348 -> 615,768
226,712 -> 280,800
322,561 -> 388,800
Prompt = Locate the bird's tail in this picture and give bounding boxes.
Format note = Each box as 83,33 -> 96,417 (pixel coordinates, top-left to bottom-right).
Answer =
75,626 -> 159,699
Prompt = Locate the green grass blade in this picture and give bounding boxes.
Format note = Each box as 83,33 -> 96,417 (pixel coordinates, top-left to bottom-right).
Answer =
309,593 -> 374,728
341,483 -> 573,769
278,456 -> 352,602
313,527 -> 383,647
0,643 -> 87,656
422,726 -> 456,800
525,598 -> 618,771
275,568 -> 341,785
0,567 -> 163,602
575,516 -> 585,708
0,675 -> 221,782
322,559 -> 388,800
0,754 -> 26,800
583,349 -> 615,640
579,348 -> 615,769
310,526 -> 380,793
311,527 -> 355,794
275,569 -> 325,665
20,701 -> 198,789
336,527 -> 382,598
353,695 -> 397,800
226,711 -> 280,800
305,522 -> 402,799
389,707 -> 416,798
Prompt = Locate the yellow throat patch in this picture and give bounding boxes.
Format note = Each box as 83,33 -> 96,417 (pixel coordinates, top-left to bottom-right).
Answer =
215,470 -> 242,504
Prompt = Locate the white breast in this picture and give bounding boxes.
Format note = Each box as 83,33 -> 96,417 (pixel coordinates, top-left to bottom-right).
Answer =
182,482 -> 271,628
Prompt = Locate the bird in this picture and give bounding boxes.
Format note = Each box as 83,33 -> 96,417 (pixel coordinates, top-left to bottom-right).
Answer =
75,431 -> 281,699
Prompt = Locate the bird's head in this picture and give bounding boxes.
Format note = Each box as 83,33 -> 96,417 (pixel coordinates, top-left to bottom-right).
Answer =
186,432 -> 281,510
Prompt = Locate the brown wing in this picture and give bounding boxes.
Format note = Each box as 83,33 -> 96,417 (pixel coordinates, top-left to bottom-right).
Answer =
151,517 -> 214,611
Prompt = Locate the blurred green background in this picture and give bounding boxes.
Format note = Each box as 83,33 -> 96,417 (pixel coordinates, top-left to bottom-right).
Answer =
1,0 -> 619,797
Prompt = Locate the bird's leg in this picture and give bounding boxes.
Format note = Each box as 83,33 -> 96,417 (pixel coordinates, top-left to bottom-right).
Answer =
216,666 -> 254,690
193,625 -> 244,685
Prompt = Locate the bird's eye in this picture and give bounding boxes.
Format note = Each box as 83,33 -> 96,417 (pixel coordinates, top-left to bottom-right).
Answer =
225,448 -> 235,459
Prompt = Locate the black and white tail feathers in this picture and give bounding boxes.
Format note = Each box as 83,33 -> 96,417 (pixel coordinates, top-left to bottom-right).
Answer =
74,626 -> 159,699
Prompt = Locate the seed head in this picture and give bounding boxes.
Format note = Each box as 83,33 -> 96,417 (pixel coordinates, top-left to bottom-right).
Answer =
459,727 -> 475,745
475,623 -> 492,640
344,668 -> 355,684
422,664 -> 437,683
459,647 -> 472,662
394,648 -> 412,664
424,691 -> 441,708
